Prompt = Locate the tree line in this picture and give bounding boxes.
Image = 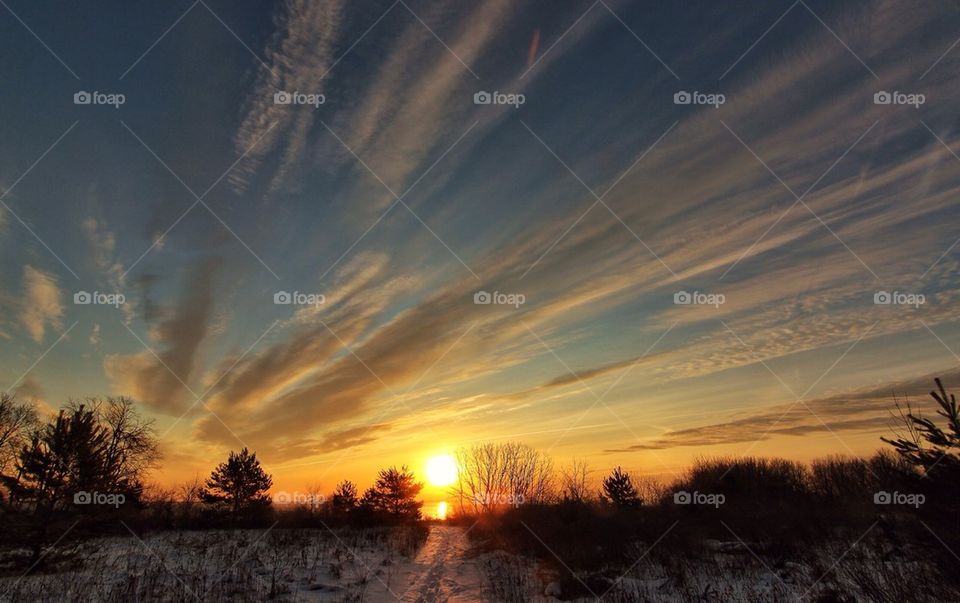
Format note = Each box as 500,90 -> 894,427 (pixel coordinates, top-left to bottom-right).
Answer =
0,395 -> 431,566
2,377 -> 958,556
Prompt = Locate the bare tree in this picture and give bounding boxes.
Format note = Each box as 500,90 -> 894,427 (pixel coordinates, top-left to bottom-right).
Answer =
0,393 -> 37,478
453,442 -> 553,515
560,459 -> 592,503
92,397 -> 161,487
179,475 -> 205,505
304,482 -> 325,511
177,475 -> 205,523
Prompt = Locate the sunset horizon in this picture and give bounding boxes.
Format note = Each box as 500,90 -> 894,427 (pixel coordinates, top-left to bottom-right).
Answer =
3,1 -> 960,600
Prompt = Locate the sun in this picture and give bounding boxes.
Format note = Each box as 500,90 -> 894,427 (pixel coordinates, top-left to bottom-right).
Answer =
426,454 -> 458,487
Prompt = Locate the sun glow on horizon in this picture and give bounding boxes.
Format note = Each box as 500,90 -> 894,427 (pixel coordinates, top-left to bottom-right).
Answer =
426,454 -> 458,487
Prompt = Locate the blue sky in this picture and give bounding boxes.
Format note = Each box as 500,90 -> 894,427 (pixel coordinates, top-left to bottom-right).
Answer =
2,0 -> 960,489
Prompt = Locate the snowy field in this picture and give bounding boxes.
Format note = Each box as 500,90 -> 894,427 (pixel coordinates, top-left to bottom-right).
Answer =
1,525 -> 437,602
0,525 -> 953,602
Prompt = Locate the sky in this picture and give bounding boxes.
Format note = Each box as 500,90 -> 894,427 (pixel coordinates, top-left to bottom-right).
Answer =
2,0 -> 960,500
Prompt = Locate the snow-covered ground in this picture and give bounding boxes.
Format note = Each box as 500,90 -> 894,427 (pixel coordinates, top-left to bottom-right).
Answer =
0,524 -> 953,602
1,525 -> 436,602
395,525 -> 485,602
0,524 -> 493,603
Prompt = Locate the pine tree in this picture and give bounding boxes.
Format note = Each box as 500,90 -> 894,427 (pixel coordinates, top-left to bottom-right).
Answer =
8,399 -> 158,511
331,480 -> 358,512
13,406 -> 109,510
203,448 -> 273,516
10,404 -> 153,564
602,466 -> 641,508
361,465 -> 423,521
884,378 -> 960,478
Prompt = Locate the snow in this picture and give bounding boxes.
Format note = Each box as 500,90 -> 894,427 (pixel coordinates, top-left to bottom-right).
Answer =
1,525 -> 953,601
393,525 -> 485,602
0,524 -> 488,603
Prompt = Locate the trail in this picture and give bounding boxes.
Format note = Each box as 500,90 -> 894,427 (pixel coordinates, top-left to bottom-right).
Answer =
395,525 -> 487,603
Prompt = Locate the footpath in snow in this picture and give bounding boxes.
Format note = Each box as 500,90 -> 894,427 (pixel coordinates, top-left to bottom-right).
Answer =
367,524 -> 486,603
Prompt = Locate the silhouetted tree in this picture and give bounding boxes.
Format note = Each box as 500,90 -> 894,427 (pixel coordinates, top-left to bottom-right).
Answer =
176,475 -> 204,525
12,406 -> 108,510
560,459 -> 591,503
203,448 -> 273,516
884,378 -> 960,479
453,442 -> 553,515
5,401 -> 156,563
94,397 -> 160,489
7,400 -> 158,507
361,465 -> 423,521
0,393 -> 37,482
602,466 -> 641,508
331,480 -> 358,512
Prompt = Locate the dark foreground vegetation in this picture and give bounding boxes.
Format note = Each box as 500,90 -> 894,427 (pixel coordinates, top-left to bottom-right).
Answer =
0,394 -> 427,579
454,379 -> 960,601
0,378 -> 958,601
